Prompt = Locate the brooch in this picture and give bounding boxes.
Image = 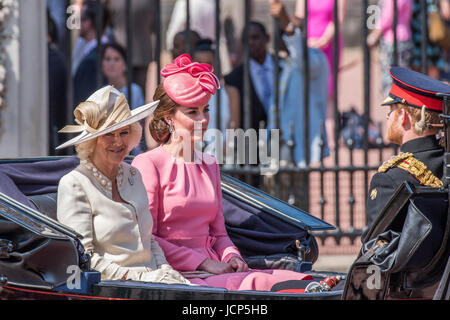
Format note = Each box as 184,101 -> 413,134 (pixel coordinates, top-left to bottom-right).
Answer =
128,167 -> 136,185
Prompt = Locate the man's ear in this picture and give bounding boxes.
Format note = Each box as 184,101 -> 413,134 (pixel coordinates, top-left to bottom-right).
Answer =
399,108 -> 412,129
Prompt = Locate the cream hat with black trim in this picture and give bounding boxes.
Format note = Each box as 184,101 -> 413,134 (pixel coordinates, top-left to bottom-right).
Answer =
56,85 -> 159,150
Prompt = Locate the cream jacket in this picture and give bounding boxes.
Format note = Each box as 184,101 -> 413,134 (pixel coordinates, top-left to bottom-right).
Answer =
57,159 -> 190,285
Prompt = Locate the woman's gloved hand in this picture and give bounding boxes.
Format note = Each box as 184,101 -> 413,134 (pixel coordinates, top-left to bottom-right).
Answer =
125,267 -> 191,285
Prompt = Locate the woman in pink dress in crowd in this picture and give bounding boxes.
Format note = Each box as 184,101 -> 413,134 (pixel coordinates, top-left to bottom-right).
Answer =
131,54 -> 313,291
295,0 -> 346,148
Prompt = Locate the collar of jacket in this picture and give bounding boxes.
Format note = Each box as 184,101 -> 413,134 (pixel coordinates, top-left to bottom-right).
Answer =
400,135 -> 442,154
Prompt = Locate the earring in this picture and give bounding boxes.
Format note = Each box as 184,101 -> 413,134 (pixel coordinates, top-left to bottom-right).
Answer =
169,122 -> 175,133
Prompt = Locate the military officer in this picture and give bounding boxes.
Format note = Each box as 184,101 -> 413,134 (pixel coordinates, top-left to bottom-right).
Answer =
363,67 -> 450,241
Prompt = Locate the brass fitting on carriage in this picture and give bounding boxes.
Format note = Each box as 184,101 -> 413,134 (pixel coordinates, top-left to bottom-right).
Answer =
295,239 -> 312,272
295,239 -> 310,260
305,276 -> 343,293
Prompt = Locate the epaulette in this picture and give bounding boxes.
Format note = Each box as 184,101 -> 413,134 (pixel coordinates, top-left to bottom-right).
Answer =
378,152 -> 443,188
378,152 -> 412,173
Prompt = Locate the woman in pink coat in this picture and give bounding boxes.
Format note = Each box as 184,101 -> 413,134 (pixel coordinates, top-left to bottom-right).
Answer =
132,54 -> 313,291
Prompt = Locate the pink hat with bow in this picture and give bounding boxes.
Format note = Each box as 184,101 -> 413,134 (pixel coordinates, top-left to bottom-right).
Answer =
161,54 -> 220,108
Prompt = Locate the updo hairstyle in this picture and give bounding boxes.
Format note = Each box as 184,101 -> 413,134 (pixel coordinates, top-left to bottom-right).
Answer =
149,84 -> 179,144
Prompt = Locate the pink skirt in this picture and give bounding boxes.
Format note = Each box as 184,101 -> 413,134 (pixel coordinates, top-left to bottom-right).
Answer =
319,36 -> 343,97
189,269 -> 313,291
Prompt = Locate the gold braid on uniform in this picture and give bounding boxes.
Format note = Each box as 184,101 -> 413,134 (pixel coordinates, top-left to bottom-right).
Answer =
378,152 -> 443,188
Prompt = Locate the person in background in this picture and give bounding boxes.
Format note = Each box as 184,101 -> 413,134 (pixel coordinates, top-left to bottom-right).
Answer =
367,0 -> 413,97
101,43 -> 145,112
46,0 -> 69,54
73,0 -> 110,106
295,0 -> 347,150
410,0 -> 448,80
141,29 -> 202,153
166,0 -> 214,54
101,42 -> 146,155
268,0 -> 330,167
192,38 -> 230,149
172,30 -> 201,60
224,20 -> 278,188
109,0 -> 154,95
223,21 -> 273,188
47,9 -> 67,155
165,0 -> 246,74
224,21 -> 272,132
56,86 -> 191,285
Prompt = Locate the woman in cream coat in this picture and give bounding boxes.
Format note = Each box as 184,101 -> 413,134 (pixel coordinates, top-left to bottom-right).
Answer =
56,85 -> 190,284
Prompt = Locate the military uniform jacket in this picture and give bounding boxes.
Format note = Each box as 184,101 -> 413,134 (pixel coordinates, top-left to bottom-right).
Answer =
365,135 -> 444,237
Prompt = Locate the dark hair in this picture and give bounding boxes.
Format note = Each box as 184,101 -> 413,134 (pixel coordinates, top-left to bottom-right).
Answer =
82,0 -> 110,33
101,42 -> 127,62
241,21 -> 268,41
47,8 -> 58,44
172,30 -> 202,59
194,38 -> 215,54
174,30 -> 201,44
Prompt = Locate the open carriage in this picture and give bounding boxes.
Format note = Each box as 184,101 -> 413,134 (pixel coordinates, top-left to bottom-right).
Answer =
3,85 -> 450,301
0,156 -> 345,300
1,154 -> 448,300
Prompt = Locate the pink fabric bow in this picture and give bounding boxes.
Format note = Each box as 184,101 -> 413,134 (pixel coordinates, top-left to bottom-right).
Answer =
161,54 -> 220,95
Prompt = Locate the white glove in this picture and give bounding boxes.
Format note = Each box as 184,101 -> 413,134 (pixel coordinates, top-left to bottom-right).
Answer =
126,267 -> 191,285
159,263 -> 174,271
162,269 -> 192,285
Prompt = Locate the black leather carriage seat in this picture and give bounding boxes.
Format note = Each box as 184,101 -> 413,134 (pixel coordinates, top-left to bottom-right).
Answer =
28,193 -> 58,221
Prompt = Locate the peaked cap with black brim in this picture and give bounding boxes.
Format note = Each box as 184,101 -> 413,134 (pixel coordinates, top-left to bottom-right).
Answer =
381,66 -> 450,112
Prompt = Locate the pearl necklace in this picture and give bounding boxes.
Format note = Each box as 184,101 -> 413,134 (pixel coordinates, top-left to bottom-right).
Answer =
80,159 -> 123,192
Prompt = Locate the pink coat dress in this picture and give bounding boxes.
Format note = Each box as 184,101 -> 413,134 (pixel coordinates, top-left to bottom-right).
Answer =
131,145 -> 313,291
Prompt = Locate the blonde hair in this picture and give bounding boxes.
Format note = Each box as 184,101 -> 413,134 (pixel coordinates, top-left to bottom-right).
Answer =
149,84 -> 178,144
69,89 -> 144,160
75,139 -> 97,161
